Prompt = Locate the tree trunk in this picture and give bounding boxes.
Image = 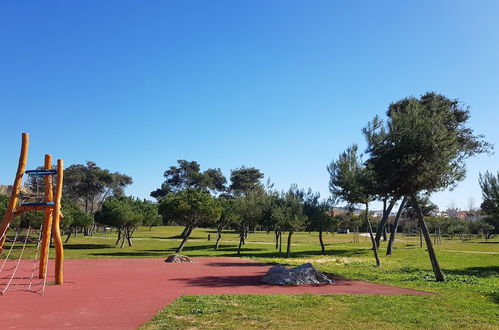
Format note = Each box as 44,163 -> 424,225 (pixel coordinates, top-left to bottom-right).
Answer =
180,226 -> 189,238
366,203 -> 381,267
383,225 -> 388,241
115,229 -> 122,245
286,231 -> 294,258
410,194 -> 446,282
375,200 -> 396,248
176,226 -> 193,253
279,231 -> 282,253
275,230 -> 279,250
319,230 -> 325,255
215,227 -> 222,250
387,197 -> 406,255
237,232 -> 244,255
120,235 -> 126,248
126,228 -> 134,247
419,225 -> 423,248
64,231 -> 72,243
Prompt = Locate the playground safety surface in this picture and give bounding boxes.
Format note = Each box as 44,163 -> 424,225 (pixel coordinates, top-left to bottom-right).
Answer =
0,257 -> 432,329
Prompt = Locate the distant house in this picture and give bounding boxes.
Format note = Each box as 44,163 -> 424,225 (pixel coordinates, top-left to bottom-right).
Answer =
429,210 -> 450,218
455,211 -> 484,221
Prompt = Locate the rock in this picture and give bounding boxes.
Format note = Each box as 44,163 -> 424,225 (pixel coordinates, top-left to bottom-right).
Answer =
164,254 -> 193,263
261,263 -> 333,285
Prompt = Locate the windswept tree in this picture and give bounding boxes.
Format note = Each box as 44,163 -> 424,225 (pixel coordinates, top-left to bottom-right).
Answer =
215,197 -> 241,250
94,197 -> 154,248
479,171 -> 499,233
328,145 -> 381,266
61,199 -> 93,242
363,92 -> 491,281
150,160 -> 227,199
234,188 -> 266,255
263,191 -> 287,252
158,188 -> 221,253
229,167 -> 264,196
64,161 -> 132,215
281,187 -> 309,257
304,193 -> 337,255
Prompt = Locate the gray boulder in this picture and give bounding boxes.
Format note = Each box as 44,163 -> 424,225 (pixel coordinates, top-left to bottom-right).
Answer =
261,263 -> 333,285
164,254 -> 193,263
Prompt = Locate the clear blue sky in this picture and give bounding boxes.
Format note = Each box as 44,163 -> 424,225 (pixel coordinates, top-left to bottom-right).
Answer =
1,1 -> 498,211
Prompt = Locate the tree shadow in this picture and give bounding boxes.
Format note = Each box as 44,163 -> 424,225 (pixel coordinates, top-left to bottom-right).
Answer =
444,266 -> 499,278
488,291 -> 499,304
146,235 -> 207,241
477,242 -> 498,244
64,244 -> 114,250
239,248 -> 370,259
91,251 -> 165,257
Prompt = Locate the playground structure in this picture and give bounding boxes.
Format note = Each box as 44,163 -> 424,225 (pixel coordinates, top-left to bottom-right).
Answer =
0,133 -> 64,294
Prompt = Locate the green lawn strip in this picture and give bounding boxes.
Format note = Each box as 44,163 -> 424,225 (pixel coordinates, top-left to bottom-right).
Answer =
141,294 -> 498,329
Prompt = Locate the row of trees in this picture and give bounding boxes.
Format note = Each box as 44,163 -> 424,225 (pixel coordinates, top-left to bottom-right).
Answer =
157,185 -> 336,257
148,160 -> 340,256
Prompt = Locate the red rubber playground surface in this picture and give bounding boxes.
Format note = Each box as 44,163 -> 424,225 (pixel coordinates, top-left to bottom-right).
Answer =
0,257 -> 432,329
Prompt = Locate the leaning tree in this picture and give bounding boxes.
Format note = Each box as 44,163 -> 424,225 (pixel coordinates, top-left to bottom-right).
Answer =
363,92 -> 490,281
158,188 -> 221,253
328,144 -> 381,266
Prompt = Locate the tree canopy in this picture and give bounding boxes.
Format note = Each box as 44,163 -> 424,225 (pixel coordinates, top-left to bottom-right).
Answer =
151,160 -> 227,199
64,161 -> 132,215
229,167 -> 264,196
363,92 -> 490,198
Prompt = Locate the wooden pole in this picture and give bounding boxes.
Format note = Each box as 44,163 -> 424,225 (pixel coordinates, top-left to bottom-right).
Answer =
0,133 -> 29,253
52,159 -> 64,284
39,154 -> 54,278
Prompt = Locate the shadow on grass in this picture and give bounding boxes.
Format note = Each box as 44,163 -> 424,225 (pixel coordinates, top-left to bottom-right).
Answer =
91,251 -> 165,257
478,241 -> 498,244
64,244 -> 114,250
488,291 -> 499,304
145,235 -> 207,240
237,248 -> 369,259
444,265 -> 499,278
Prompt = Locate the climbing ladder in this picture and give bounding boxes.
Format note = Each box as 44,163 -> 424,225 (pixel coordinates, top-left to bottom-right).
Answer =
0,133 -> 64,294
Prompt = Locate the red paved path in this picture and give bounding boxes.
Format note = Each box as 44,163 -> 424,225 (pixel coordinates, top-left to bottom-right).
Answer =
0,257 -> 431,329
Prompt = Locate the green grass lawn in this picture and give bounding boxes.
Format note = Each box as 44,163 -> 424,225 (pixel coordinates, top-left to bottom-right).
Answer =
2,226 -> 498,329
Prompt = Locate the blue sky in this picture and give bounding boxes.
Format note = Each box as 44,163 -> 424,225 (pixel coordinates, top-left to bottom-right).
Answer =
1,1 -> 498,211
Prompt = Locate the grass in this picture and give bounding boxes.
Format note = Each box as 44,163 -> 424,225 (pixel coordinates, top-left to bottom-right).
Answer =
2,226 -> 498,329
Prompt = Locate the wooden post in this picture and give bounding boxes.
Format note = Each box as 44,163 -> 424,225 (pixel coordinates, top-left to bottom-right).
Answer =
39,154 -> 54,278
0,133 -> 29,253
52,159 -> 64,284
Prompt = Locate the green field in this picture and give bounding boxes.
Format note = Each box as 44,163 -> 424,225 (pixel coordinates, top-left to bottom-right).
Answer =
3,226 -> 498,329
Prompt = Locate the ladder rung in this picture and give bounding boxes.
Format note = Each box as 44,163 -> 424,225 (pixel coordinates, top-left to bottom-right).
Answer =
19,202 -> 55,207
25,170 -> 57,176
